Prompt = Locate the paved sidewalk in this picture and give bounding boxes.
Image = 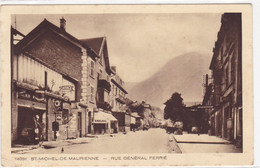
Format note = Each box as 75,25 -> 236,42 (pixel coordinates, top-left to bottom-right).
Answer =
174,133 -> 230,144
172,133 -> 242,153
11,133 -> 118,154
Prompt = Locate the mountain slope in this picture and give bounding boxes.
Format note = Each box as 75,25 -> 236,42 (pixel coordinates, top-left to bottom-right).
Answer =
126,52 -> 211,108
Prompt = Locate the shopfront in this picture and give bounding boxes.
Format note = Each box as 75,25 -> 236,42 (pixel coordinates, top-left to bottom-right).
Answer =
93,112 -> 107,134
93,111 -> 118,134
102,112 -> 118,134
17,99 -> 46,144
11,53 -> 78,144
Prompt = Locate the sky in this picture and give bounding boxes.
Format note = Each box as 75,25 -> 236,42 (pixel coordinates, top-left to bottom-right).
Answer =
12,14 -> 222,83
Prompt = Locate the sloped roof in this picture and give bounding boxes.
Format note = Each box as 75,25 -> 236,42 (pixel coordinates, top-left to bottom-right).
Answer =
16,19 -> 80,51
80,37 -> 104,56
15,18 -> 114,76
81,37 -> 114,75
15,19 -> 97,59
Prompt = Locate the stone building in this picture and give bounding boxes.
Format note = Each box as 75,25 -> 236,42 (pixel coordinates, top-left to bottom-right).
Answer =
81,37 -> 118,134
11,17 -> 122,144
109,67 -> 129,132
205,13 -> 242,147
11,18 -> 97,144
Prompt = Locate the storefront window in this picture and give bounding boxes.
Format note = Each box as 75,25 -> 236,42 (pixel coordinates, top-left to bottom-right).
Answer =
90,86 -> 95,102
90,61 -> 95,77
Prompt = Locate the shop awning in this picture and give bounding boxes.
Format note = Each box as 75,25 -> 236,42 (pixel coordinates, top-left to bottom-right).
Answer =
131,112 -> 141,118
93,111 -> 118,124
103,112 -> 117,121
93,112 -> 107,124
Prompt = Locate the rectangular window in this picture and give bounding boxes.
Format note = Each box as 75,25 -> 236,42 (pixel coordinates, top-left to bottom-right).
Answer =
231,56 -> 235,82
90,86 -> 94,102
225,66 -> 229,88
99,69 -> 102,79
90,61 -> 94,77
112,85 -> 114,93
104,91 -> 108,102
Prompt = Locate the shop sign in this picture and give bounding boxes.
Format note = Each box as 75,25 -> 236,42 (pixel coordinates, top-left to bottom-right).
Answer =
94,119 -> 107,123
18,89 -> 31,99
197,105 -> 213,109
59,85 -> 75,101
56,114 -> 62,120
54,100 -> 62,111
52,121 -> 59,131
34,89 -> 45,102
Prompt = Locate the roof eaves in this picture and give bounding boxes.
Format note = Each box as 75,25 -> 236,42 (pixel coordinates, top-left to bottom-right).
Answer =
16,19 -> 86,54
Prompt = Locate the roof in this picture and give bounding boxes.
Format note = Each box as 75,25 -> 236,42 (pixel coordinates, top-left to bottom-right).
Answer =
81,37 -> 114,75
15,19 -> 97,58
80,37 -> 104,56
11,26 -> 25,37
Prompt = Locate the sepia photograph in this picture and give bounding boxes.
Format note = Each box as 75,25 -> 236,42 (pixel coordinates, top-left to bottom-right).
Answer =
1,4 -> 253,166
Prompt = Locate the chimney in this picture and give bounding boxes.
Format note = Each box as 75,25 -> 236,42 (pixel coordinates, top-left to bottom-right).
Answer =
60,17 -> 66,31
111,66 -> 117,73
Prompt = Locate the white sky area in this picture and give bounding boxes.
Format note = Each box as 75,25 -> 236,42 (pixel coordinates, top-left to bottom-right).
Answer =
12,14 -> 222,83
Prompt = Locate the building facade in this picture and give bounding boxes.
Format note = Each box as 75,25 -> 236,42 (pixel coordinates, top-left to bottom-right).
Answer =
11,18 -> 94,144
81,37 -> 118,135
205,13 -> 242,147
11,18 -> 122,144
110,67 -> 129,132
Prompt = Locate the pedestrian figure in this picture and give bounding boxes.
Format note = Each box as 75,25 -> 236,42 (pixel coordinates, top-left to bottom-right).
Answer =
33,115 -> 42,145
61,147 -> 64,153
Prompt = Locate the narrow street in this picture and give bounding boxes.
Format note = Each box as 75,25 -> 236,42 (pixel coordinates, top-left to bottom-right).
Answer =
23,128 -> 169,154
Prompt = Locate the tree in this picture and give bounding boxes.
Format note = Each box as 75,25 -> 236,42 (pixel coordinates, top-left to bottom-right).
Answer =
126,101 -> 146,118
164,92 -> 185,122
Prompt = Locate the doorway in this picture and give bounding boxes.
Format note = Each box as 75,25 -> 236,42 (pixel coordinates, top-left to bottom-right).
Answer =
224,107 -> 229,139
88,112 -> 91,134
17,106 -> 45,144
78,112 -> 82,137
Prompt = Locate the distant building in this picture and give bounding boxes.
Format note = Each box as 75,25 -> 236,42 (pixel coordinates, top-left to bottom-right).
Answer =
204,13 -> 242,147
130,112 -> 142,130
142,103 -> 152,126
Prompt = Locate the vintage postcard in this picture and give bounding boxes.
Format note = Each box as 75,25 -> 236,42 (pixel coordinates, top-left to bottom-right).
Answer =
1,4 -> 253,166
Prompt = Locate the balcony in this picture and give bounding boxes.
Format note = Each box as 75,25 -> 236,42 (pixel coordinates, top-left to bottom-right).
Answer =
98,79 -> 111,92
116,95 -> 126,104
97,101 -> 112,111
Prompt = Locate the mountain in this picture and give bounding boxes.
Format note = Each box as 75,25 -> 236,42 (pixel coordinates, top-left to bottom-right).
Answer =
150,106 -> 164,119
126,52 -> 211,109
125,82 -> 137,94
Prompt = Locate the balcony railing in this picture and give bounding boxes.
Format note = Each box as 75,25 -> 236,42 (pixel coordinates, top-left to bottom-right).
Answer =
97,101 -> 112,111
116,95 -> 126,104
98,79 -> 111,92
